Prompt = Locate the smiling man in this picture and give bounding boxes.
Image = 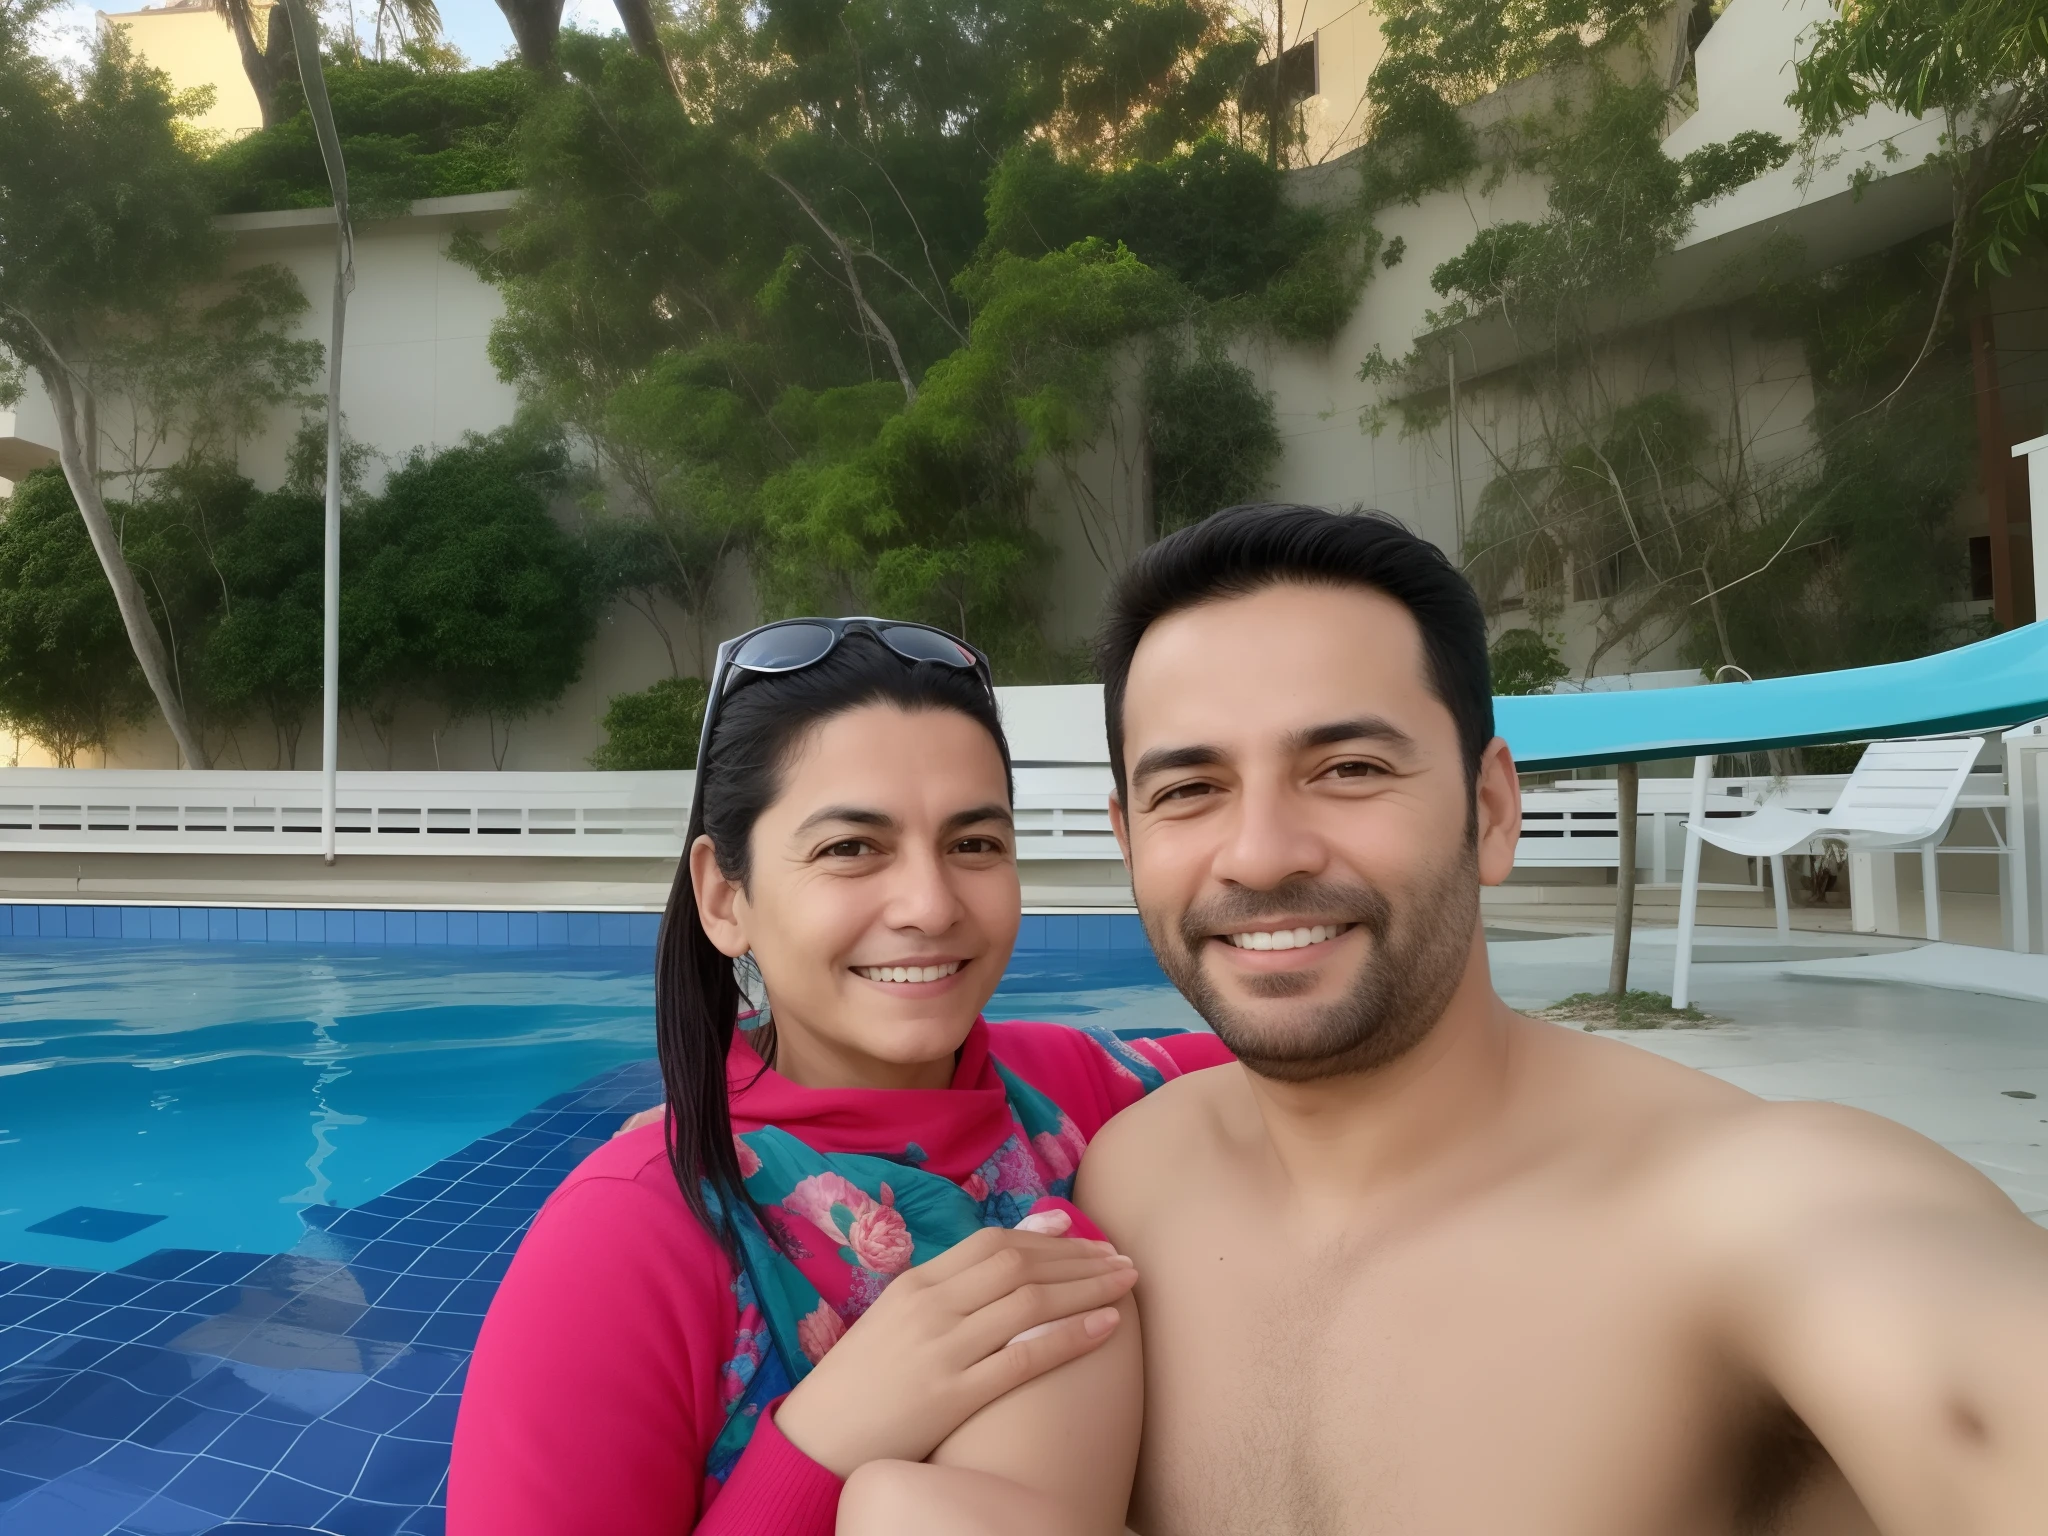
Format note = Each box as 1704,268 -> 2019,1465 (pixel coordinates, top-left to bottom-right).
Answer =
1076,503 -> 2048,1536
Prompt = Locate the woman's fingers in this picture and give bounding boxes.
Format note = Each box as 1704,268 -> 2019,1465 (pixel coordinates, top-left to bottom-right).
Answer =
958,1302 -> 1128,1403
936,1243 -> 1132,1319
952,1265 -> 1140,1361
911,1223 -> 1116,1289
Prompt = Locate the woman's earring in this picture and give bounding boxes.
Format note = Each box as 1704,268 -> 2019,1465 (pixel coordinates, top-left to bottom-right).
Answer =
737,951 -> 770,1025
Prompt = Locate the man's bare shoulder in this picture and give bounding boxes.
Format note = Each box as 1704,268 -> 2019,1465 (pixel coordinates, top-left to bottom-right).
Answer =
1075,1065 -> 1249,1228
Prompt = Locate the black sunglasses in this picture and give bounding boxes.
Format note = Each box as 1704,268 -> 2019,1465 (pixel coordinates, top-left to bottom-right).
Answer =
695,617 -> 993,770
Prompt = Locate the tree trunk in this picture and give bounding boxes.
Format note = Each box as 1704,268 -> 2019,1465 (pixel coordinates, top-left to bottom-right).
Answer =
612,0 -> 672,77
494,0 -> 565,74
38,359 -> 207,768
214,0 -> 296,128
1607,760 -> 1639,996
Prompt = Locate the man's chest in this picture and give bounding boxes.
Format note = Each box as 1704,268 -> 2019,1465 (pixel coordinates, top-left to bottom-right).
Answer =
1127,1200 -> 1747,1536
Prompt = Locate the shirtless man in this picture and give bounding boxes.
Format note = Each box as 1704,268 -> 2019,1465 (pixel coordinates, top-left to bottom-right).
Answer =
1076,502 -> 2048,1536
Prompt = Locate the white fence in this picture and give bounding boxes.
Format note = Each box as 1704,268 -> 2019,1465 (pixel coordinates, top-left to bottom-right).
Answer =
0,767 -> 1124,863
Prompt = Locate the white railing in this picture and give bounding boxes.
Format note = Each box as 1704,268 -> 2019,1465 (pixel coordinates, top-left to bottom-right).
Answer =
0,770 -> 695,858
0,766 -> 1125,862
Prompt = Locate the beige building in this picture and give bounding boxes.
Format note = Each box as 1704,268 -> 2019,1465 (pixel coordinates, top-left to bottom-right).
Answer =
101,0 -> 271,141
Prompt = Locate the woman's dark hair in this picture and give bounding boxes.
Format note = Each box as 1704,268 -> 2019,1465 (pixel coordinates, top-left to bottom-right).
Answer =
656,628 -> 1013,1247
1095,503 -> 1493,801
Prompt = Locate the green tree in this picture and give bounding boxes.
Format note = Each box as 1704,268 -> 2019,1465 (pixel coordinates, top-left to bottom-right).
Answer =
0,3 -> 226,765
1793,0 -> 2048,300
0,471 -> 150,764
1488,627 -> 1569,695
590,675 -> 708,769
345,430 -> 598,767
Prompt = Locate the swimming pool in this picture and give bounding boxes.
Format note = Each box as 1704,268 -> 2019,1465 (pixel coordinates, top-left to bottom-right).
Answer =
0,938 -> 1201,1275
0,929 -> 1201,1535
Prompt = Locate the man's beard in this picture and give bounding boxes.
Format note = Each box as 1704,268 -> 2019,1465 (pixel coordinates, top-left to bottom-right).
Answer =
1146,843 -> 1480,1083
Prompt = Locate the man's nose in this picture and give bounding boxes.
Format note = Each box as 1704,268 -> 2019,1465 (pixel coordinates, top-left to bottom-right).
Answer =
1210,779 -> 1328,891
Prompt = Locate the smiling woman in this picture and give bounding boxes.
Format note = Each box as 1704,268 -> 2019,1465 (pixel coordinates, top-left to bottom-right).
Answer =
450,621 -> 1234,1536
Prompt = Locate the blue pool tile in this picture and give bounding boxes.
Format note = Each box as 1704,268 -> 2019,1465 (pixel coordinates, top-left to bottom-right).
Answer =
370,1348 -> 463,1397
384,910 -> 415,945
87,1438 -> 190,1495
355,1434 -> 446,1505
344,1309 -> 428,1346
234,1471 -> 341,1526
120,1491 -> 224,1534
565,911 -> 601,947
92,906 -> 122,938
129,1401 -> 232,1457
476,911 -> 508,947
121,907 -> 151,940
1015,914 -> 1046,950
288,910 -> 318,944
445,911 -> 479,947
598,913 -> 630,948
393,1394 -> 459,1444
75,1305 -> 176,1344
180,1253 -> 266,1287
276,1418 -> 377,1494
27,1207 -> 168,1243
1111,914 -> 1149,950
403,1249 -> 480,1281
0,1423 -> 108,1481
147,907 -> 180,941
627,913 -> 659,947
129,1280 -> 221,1314
266,910 -> 295,943
355,909 -> 387,945
234,909 -> 266,943
348,1242 -> 425,1276
0,1291 -> 53,1326
182,1370 -> 266,1417
1078,915 -> 1111,950
375,1276 -> 455,1314
14,1267 -> 92,1298
0,903 -> 13,936
1043,913 -> 1079,950
414,911 -> 448,947
20,1373 -> 169,1440
201,908 -> 231,942
324,910 -> 357,945
537,910 -> 568,946
67,906 -> 97,938
506,911 -> 538,948
205,1413 -> 302,1473
412,1313 -> 481,1352
324,1495 -> 414,1536
0,1471 -> 152,1536
36,904 -> 66,935
118,1251 -> 208,1282
162,1453 -> 267,1517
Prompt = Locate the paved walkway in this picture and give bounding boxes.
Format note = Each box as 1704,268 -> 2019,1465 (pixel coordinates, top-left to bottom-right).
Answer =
1491,931 -> 2048,1223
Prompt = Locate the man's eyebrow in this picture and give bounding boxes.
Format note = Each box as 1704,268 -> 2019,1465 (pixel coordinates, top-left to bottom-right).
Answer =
940,803 -> 1014,835
1129,743 -> 1225,785
793,805 -> 895,835
1287,717 -> 1417,754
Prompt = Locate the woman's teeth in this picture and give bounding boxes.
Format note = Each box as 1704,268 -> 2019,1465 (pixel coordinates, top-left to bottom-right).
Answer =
1224,924 -> 1348,952
855,961 -> 964,984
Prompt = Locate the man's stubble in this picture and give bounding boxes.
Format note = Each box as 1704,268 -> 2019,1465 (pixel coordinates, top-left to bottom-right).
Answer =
1144,837 -> 1480,1083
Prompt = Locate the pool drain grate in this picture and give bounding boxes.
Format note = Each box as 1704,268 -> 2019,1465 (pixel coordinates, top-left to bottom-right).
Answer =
23,1205 -> 168,1241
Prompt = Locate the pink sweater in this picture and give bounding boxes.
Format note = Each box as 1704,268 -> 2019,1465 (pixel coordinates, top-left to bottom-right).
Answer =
449,1021 -> 1231,1536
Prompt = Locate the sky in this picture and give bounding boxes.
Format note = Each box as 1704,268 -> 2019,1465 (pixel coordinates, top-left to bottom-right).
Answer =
34,0 -> 624,72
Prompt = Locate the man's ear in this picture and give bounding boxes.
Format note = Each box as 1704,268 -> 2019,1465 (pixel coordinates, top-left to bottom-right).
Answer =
1473,737 -> 1521,888
1109,791 -> 1133,870
690,834 -> 753,959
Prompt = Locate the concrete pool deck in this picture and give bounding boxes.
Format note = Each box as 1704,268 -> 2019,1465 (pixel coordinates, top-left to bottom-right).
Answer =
1490,930 -> 2048,1223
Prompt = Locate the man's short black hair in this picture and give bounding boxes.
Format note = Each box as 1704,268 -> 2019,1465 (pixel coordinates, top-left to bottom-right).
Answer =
1095,503 -> 1494,800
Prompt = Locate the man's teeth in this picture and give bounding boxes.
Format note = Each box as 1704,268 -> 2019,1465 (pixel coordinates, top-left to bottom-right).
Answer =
1224,924 -> 1347,952
855,961 -> 964,983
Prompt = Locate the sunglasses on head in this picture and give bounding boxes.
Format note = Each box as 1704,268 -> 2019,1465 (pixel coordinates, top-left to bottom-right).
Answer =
695,617 -> 994,770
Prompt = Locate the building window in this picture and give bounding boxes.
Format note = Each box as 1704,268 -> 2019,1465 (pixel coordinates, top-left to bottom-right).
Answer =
1969,535 -> 1994,601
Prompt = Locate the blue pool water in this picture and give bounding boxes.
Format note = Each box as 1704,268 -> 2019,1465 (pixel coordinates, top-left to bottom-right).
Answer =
0,931 -> 1199,1535
0,937 -> 1200,1274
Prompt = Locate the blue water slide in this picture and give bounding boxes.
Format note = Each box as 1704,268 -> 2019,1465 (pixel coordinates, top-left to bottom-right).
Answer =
1496,621 -> 2048,772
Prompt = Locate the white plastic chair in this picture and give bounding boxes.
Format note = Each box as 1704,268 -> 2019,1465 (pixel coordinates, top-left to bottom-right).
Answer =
1670,736 -> 1985,1006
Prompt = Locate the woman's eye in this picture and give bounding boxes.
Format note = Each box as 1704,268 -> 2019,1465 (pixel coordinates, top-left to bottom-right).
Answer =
821,839 -> 871,858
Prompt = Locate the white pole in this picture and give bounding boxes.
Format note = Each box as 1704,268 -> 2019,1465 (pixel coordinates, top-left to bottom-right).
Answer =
282,0 -> 353,865
1671,753 -> 1712,1008
2013,432 -> 2048,612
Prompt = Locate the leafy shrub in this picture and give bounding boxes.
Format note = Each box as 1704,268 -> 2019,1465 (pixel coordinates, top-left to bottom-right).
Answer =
1488,628 -> 1569,695
590,675 -> 709,770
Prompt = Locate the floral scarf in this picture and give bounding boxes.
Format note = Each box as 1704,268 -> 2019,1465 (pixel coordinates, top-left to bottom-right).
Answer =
702,1018 -> 1166,1486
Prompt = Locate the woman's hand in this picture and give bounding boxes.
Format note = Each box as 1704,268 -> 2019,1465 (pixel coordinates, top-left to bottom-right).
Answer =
772,1215 -> 1138,1478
